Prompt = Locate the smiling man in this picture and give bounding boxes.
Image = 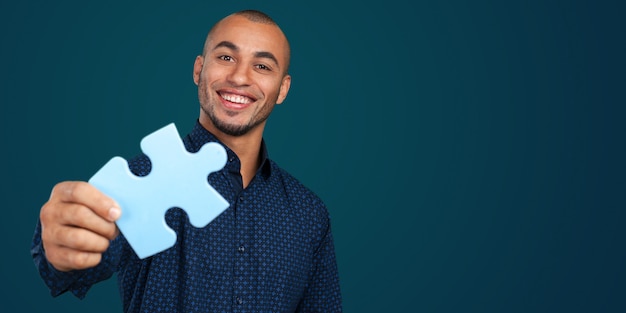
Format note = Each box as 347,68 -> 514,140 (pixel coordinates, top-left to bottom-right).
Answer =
194,13 -> 292,187
31,10 -> 342,313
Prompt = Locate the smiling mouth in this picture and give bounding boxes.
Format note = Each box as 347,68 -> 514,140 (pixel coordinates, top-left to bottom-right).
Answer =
219,92 -> 255,106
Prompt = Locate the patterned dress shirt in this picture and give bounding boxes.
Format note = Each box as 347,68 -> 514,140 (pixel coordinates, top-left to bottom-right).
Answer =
31,120 -> 342,312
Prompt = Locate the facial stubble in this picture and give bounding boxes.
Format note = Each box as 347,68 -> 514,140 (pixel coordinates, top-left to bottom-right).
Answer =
198,75 -> 274,137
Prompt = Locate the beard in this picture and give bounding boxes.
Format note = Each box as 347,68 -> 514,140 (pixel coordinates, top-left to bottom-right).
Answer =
200,103 -> 270,137
198,76 -> 274,137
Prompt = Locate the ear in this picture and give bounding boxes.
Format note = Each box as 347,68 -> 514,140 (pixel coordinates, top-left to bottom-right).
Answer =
193,56 -> 204,85
276,74 -> 291,104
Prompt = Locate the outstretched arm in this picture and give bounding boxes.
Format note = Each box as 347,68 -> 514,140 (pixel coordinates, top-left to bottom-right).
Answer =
31,181 -> 124,298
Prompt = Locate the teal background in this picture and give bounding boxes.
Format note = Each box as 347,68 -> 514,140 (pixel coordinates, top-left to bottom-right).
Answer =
2,0 -> 625,312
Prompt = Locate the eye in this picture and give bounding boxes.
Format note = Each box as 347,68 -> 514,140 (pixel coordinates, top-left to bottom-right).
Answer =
255,64 -> 272,71
218,55 -> 234,62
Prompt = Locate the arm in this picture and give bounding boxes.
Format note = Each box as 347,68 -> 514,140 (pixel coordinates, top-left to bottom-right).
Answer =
296,220 -> 343,312
31,181 -> 123,298
31,222 -> 125,298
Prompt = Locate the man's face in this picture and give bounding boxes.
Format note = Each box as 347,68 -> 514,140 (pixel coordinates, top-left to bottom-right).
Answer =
194,15 -> 291,137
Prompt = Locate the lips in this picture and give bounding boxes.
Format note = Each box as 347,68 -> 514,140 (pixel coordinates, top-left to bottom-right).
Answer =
218,91 -> 256,110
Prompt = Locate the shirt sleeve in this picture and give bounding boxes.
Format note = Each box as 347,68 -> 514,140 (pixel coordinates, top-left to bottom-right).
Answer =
31,221 -> 124,299
296,218 -> 343,312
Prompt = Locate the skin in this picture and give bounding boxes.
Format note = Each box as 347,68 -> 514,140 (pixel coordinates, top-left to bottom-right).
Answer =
40,14 -> 291,272
40,182 -> 120,271
194,14 -> 291,186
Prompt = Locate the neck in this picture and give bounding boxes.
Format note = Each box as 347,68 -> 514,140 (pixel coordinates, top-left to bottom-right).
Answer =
199,115 -> 264,188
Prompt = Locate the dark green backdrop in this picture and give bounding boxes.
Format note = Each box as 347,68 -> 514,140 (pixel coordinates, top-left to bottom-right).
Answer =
2,0 -> 624,312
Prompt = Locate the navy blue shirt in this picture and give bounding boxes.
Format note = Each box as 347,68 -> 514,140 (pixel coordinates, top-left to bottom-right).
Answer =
31,121 -> 342,312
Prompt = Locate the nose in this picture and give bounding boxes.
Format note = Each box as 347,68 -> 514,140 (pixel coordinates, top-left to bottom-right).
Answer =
226,63 -> 251,86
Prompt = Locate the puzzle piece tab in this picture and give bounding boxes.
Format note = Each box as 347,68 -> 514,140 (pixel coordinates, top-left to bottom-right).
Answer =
88,123 -> 229,259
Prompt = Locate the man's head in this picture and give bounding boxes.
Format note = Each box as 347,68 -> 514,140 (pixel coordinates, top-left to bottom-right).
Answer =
203,10 -> 291,74
193,10 -> 292,137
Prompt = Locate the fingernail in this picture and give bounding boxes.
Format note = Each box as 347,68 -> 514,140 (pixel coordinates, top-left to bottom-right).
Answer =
108,207 -> 121,221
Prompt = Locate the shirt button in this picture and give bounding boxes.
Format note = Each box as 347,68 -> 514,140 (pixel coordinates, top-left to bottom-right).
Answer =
235,296 -> 243,305
238,245 -> 245,253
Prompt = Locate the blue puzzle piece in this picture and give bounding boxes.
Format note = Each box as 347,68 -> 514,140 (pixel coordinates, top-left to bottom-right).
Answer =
88,123 -> 230,259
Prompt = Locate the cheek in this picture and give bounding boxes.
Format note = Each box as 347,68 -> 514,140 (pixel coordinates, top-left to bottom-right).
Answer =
201,62 -> 224,82
260,80 -> 284,100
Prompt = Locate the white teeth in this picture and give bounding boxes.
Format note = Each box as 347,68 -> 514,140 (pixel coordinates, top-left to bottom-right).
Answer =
221,93 -> 251,104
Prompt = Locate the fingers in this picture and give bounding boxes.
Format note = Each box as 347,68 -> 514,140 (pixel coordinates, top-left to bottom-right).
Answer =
41,225 -> 112,272
51,181 -> 121,222
53,202 -> 120,240
44,245 -> 104,272
41,181 -> 121,272
43,225 -> 111,253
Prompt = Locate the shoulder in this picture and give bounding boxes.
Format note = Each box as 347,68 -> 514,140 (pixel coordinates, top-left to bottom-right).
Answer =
268,160 -> 329,221
268,160 -> 336,254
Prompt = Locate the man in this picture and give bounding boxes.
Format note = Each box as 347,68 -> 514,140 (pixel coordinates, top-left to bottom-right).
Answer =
31,10 -> 342,312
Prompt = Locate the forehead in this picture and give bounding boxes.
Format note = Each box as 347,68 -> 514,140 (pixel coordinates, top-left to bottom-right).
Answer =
207,16 -> 289,62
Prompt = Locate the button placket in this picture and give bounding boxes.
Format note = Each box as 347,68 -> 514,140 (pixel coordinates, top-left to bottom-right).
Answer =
233,189 -> 248,310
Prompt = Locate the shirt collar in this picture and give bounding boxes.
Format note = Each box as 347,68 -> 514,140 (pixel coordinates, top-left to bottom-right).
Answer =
186,120 -> 271,179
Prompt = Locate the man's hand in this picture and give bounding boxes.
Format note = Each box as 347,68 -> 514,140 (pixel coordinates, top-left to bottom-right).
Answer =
40,181 -> 121,272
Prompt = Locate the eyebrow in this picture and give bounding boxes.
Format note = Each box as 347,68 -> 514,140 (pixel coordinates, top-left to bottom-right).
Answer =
213,40 -> 238,51
213,40 -> 280,69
